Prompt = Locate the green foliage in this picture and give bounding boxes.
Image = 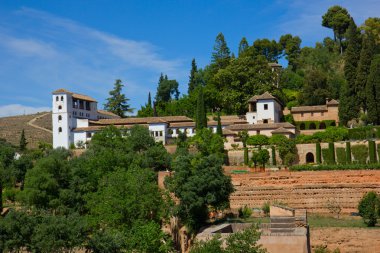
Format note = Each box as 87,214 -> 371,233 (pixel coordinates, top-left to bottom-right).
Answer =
290,163 -> 380,171
314,245 -> 341,253
212,32 -> 231,69
366,55 -> 380,125
336,147 -> 346,164
351,145 -> 368,164
271,146 -> 276,166
328,142 -> 336,164
368,140 -> 377,163
238,37 -> 249,56
244,147 -> 249,165
269,135 -> 297,166
295,120 -> 336,131
300,68 -> 330,105
358,191 -> 380,227
262,201 -> 270,217
188,58 -> 201,94
19,129 -> 28,151
104,79 -> 133,117
295,127 -> 348,144
348,126 -> 377,140
196,87 -> 207,130
238,205 -> 253,219
190,128 -> 224,158
247,135 -> 269,148
316,142 -> 322,164
165,154 -> 234,232
216,111 -> 223,136
155,73 -> 180,103
346,142 -> 352,164
190,225 -> 266,253
252,149 -> 270,168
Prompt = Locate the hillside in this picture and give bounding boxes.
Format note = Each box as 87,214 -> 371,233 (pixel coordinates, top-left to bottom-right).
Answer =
0,112 -> 52,149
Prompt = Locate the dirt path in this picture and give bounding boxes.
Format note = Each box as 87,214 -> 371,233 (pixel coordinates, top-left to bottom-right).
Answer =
27,112 -> 52,134
311,227 -> 380,253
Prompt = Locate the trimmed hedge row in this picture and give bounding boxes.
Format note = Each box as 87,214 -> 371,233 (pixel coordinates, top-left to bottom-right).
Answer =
295,120 -> 336,130
348,126 -> 380,140
290,163 -> 380,171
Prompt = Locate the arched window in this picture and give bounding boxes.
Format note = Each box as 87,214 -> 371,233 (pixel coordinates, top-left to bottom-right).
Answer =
300,123 -> 306,130
306,152 -> 315,163
319,122 -> 326,129
61,96 -> 64,101
58,115 -> 62,121
309,123 -> 316,130
58,105 -> 62,110
56,96 -> 59,101
58,127 -> 62,133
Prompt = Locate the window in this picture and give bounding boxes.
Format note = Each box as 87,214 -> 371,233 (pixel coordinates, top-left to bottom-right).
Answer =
56,96 -> 59,101
86,132 -> 92,138
159,131 -> 163,137
58,127 -> 62,133
86,101 -> 90,111
79,100 -> 84,110
58,115 -> 62,121
264,104 -> 268,110
263,119 -> 268,124
61,96 -> 64,101
58,105 -> 62,110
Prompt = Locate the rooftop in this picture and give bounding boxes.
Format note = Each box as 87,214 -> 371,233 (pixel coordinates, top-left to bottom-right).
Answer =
52,88 -> 97,102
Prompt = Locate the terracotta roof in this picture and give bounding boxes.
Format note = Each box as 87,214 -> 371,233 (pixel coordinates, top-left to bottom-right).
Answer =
247,92 -> 282,105
90,116 -> 193,126
73,124 -> 148,132
97,110 -> 121,118
271,127 -> 293,134
291,105 -> 327,113
327,99 -> 339,106
52,88 -> 97,102
169,122 -> 196,128
227,122 -> 295,131
222,129 -> 237,136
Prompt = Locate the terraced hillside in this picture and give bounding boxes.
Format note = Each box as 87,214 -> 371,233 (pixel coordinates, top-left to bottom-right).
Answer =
230,170 -> 380,214
0,112 -> 52,149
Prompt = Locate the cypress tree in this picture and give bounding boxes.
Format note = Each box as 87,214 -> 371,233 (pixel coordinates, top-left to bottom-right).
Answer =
148,92 -> 152,108
356,34 -> 376,111
346,142 -> 352,164
19,129 -> 28,151
328,142 -> 336,164
271,146 -> 277,166
366,55 -> 380,125
216,111 -> 223,136
188,59 -> 198,94
369,140 -> 377,163
339,18 -> 362,125
238,37 -> 249,56
244,148 -> 249,166
316,142 -> 322,164
196,88 -> 207,130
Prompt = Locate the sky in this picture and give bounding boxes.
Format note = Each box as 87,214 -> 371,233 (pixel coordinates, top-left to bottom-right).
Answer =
0,0 -> 379,117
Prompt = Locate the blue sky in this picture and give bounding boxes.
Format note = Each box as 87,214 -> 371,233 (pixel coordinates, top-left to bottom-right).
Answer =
0,0 -> 379,117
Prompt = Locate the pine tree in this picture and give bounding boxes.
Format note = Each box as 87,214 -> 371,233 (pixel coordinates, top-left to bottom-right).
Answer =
339,18 -> 362,125
216,111 -> 222,136
212,32 -> 231,69
356,34 -> 375,111
188,59 -> 198,94
148,92 -> 152,108
196,88 -> 207,130
366,55 -> 380,125
19,129 -> 28,151
104,79 -> 133,118
238,37 -> 249,56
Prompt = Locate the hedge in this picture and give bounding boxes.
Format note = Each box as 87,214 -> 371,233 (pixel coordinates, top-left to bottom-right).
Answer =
346,142 -> 352,164
348,126 -> 377,140
271,146 -> 276,166
336,147 -> 346,164
244,147 -> 249,165
328,142 -> 336,164
295,120 -> 336,130
316,142 -> 321,164
369,140 -> 377,163
351,144 -> 368,164
377,143 -> 380,164
290,163 -> 380,171
322,148 -> 330,164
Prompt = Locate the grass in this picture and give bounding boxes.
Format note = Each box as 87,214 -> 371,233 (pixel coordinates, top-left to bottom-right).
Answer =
308,214 -> 380,228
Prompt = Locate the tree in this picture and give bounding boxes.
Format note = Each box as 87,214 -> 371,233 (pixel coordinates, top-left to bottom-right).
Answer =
238,37 -> 249,56
361,17 -> 380,45
155,74 -> 180,103
212,33 -> 231,69
322,5 -> 351,53
366,55 -> 380,125
247,135 -> 269,149
252,149 -> 270,168
252,39 -> 282,62
269,135 -> 297,166
196,87 -> 207,130
104,79 -> 133,117
191,128 -> 224,157
148,92 -> 152,108
0,140 -> 15,212
216,111 -> 223,136
356,34 -> 376,111
188,59 -> 199,94
279,34 -> 302,70
300,69 -> 330,105
19,129 -> 28,151
358,191 -> 380,227
165,154 -> 234,232
340,18 -> 362,125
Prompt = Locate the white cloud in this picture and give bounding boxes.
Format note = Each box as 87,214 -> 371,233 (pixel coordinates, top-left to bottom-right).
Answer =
0,104 -> 50,117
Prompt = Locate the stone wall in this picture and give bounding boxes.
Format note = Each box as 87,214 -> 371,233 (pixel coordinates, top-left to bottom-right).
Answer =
230,170 -> 380,214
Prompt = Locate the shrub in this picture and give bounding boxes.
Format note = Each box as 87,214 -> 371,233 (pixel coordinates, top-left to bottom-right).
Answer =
314,245 -> 341,253
368,140 -> 377,163
351,145 -> 368,164
358,191 -> 380,227
262,202 -> 270,217
348,126 -> 376,140
336,148 -> 346,164
322,148 -> 335,165
271,146 -> 276,166
346,142 -> 352,164
290,163 -> 380,171
316,142 -> 321,164
238,205 -> 253,219
244,148 -> 248,165
328,142 -> 335,164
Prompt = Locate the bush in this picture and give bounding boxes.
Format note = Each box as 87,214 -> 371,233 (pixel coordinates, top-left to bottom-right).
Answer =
262,202 -> 270,217
336,148 -> 346,165
328,142 -> 335,164
369,140 -> 377,163
290,163 -> 380,171
351,145 -> 368,164
358,191 -> 380,227
346,142 -> 352,164
271,146 -> 276,166
316,142 -> 321,164
244,148 -> 249,165
238,205 -> 253,219
348,126 -> 376,140
322,149 -> 331,164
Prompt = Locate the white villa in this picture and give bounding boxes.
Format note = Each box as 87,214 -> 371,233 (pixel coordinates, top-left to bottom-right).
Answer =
52,89 -> 297,149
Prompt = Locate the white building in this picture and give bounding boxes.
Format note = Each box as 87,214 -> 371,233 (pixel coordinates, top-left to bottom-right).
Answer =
52,89 -> 295,149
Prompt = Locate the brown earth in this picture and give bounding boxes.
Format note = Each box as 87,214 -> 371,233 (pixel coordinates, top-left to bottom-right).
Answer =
229,170 -> 380,213
0,112 -> 52,149
310,227 -> 380,253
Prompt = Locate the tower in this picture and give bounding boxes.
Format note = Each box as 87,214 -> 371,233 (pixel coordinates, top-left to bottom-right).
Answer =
52,89 -> 74,149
